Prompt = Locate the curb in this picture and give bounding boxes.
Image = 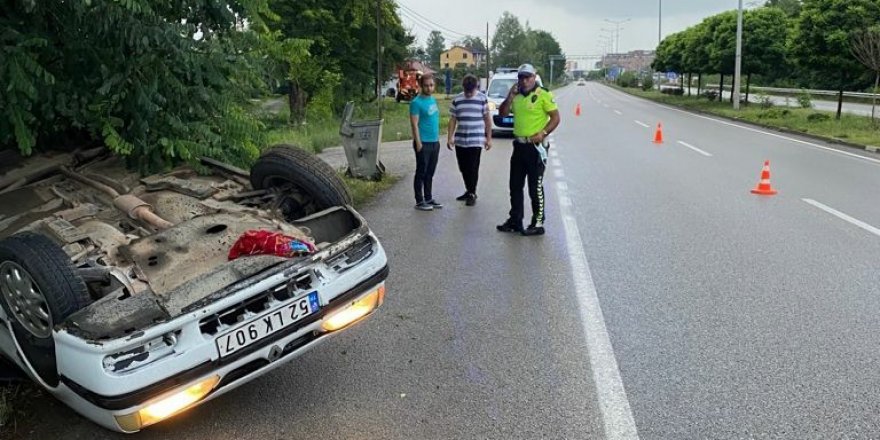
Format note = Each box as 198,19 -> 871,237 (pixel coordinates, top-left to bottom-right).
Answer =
612,86 -> 880,156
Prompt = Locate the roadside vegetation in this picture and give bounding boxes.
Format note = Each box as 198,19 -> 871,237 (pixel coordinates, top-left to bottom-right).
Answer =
616,87 -> 880,147
648,0 -> 880,123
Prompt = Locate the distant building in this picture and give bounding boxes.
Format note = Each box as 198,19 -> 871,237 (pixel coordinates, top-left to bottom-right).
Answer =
599,50 -> 656,74
441,45 -> 478,69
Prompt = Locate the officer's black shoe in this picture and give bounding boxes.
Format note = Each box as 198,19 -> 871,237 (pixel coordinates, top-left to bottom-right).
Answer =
521,224 -> 545,236
496,219 -> 523,233
456,192 -> 470,201
465,193 -> 477,206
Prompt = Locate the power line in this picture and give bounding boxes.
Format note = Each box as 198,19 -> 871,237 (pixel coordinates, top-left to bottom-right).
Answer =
397,2 -> 469,38
399,10 -> 462,43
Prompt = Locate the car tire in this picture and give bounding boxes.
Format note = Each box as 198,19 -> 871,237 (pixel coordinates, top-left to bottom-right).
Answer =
0,232 -> 91,387
250,145 -> 352,221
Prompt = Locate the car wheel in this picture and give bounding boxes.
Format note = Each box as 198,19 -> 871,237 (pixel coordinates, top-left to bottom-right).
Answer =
250,145 -> 352,221
0,232 -> 91,387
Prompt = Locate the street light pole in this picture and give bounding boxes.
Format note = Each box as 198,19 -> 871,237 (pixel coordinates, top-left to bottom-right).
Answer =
733,0 -> 743,110
658,0 -> 662,46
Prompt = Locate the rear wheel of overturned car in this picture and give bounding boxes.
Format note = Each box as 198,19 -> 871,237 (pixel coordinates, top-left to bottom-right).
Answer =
0,232 -> 91,387
250,144 -> 352,221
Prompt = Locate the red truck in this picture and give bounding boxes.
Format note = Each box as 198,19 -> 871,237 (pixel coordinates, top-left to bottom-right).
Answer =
394,60 -> 433,103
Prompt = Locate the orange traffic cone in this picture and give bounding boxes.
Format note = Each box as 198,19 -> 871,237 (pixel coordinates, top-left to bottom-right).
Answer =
652,122 -> 664,144
575,103 -> 582,116
750,160 -> 778,195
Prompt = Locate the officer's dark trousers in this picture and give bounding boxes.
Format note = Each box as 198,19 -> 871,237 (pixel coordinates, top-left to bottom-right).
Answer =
455,146 -> 482,195
508,140 -> 546,226
413,141 -> 440,203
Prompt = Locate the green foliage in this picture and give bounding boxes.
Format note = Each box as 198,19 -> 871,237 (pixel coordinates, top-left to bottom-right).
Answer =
758,108 -> 791,119
616,71 -> 639,88
756,92 -> 775,108
266,0 -> 413,118
642,75 -> 655,91
797,89 -> 813,108
791,0 -> 880,90
1,1 -> 274,171
491,12 -> 529,69
426,30 -> 446,68
807,112 -> 831,122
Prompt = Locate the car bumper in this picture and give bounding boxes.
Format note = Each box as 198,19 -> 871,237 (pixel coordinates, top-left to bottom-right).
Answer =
491,111 -> 514,133
49,232 -> 389,432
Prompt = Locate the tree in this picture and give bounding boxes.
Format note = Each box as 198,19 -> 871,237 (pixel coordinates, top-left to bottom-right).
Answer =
765,0 -> 803,17
426,30 -> 445,68
791,0 -> 880,119
460,35 -> 486,54
1,0 -> 275,171
492,12 -> 528,69
850,28 -> 880,122
682,21 -> 712,96
528,30 -> 566,84
267,0 -> 413,120
741,7 -> 790,102
707,11 -> 738,102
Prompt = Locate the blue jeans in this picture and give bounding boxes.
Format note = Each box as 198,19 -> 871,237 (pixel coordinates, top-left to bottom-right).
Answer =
414,141 -> 440,203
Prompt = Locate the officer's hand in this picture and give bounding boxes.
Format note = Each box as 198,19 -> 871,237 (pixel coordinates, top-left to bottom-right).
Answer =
528,133 -> 544,144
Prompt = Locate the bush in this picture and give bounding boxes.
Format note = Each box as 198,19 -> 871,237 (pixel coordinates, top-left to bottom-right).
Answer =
807,112 -> 831,122
616,71 -> 639,88
661,86 -> 684,95
757,108 -> 790,119
755,92 -> 774,109
703,90 -> 718,100
797,89 -> 813,109
641,76 -> 654,91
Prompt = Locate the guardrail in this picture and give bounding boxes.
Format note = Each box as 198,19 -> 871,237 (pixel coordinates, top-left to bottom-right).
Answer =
703,84 -> 879,99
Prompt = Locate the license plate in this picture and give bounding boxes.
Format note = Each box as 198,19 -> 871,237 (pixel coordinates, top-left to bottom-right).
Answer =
502,117 -> 513,124
216,292 -> 319,358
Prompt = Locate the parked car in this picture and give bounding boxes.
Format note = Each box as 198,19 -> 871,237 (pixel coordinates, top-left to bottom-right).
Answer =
0,145 -> 389,432
486,68 -> 544,135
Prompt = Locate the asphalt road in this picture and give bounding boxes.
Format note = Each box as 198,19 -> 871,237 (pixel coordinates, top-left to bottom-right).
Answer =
13,83 -> 880,439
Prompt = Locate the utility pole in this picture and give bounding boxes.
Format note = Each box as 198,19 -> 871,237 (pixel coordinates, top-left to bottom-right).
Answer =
604,18 -> 630,53
733,0 -> 743,110
376,0 -> 383,118
486,22 -> 490,90
658,0 -> 662,46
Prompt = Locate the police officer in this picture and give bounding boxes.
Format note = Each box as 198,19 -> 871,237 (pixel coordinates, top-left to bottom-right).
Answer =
496,64 -> 561,236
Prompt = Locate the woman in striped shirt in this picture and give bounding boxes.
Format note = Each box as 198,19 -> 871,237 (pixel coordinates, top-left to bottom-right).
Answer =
446,74 -> 493,206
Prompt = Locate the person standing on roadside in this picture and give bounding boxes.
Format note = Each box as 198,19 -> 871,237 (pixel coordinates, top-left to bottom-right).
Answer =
447,74 -> 492,207
409,74 -> 443,211
496,64 -> 560,236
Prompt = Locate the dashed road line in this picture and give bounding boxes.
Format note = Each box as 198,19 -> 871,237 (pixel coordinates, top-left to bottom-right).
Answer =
676,141 -> 713,157
802,199 -> 880,237
634,120 -> 650,128
614,110 -> 623,116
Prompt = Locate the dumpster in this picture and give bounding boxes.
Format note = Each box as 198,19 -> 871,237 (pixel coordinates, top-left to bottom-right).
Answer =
339,101 -> 385,180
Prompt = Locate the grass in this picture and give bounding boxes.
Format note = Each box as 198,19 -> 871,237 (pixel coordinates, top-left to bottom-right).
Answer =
618,87 -> 880,147
340,172 -> 401,207
263,96 -> 453,154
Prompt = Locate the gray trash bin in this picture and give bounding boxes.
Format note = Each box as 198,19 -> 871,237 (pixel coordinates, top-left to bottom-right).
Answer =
339,101 -> 385,180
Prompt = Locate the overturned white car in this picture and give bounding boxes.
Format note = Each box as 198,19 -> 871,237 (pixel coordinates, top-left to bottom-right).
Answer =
0,145 -> 388,432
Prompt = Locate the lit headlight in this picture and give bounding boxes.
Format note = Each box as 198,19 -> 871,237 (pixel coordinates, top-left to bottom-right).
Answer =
115,375 -> 220,432
321,285 -> 385,332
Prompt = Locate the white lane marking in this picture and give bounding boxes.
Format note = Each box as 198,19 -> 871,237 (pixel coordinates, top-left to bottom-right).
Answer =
614,110 -> 623,116
676,141 -> 713,157
600,85 -> 880,166
603,104 -> 610,108
555,182 -> 640,440
634,120 -> 650,128
802,199 -> 880,237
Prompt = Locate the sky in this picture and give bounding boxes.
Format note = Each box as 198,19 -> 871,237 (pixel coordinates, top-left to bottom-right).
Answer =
398,0 -> 760,68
